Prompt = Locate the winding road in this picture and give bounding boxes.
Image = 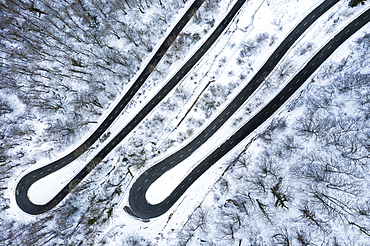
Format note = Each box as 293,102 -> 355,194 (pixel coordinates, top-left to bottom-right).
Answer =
15,0 -> 370,218
126,1 -> 370,219
15,0 -> 246,214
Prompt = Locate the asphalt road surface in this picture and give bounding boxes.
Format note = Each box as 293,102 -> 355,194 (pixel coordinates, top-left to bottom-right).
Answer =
16,0 -> 246,214
127,1 -> 370,219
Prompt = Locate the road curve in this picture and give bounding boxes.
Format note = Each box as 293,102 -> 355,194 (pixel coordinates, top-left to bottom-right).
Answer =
16,0 -> 246,214
14,0 -> 206,214
127,1 -> 370,219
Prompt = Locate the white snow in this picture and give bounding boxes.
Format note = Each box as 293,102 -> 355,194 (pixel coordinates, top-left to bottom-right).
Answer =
4,0 -> 370,244
27,158 -> 88,205
144,0 -> 350,209
24,0 -> 243,207
120,1 -> 370,245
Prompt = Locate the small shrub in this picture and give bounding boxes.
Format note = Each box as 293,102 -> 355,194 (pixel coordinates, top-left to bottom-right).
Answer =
349,0 -> 367,7
256,32 -> 269,43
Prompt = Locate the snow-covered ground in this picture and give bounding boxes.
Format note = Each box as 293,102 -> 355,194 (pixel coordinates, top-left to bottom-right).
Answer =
100,0 -> 370,245
20,0 -> 241,208
2,0 -> 370,245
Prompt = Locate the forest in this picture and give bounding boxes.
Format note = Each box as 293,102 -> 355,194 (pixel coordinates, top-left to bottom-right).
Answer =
1,0 -> 369,245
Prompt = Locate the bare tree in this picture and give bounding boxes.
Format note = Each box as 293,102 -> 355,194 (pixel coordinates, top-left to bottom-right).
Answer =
272,227 -> 292,246
295,201 -> 328,233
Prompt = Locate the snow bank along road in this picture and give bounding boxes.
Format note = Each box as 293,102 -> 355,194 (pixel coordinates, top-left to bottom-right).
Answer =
15,0 -> 206,215
127,1 -> 370,219
15,0 -> 246,214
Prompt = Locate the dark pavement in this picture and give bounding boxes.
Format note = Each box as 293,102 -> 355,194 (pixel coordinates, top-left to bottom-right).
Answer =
127,0 -> 370,219
15,0 -> 245,214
